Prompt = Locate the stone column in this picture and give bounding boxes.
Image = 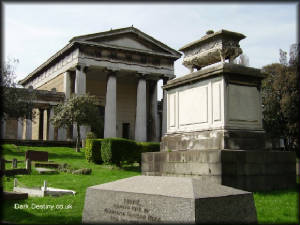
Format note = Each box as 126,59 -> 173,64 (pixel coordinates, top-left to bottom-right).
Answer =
74,65 -> 88,140
25,117 -> 32,140
150,81 -> 160,142
58,127 -> 67,141
104,70 -> 117,138
48,108 -> 54,140
64,70 -> 72,99
43,109 -> 49,140
73,124 -> 78,141
162,77 -> 169,137
38,108 -> 44,140
75,65 -> 87,95
1,116 -> 6,139
17,118 -> 23,140
135,74 -> 147,142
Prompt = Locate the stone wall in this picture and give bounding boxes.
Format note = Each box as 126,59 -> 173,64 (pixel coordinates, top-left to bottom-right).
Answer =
37,73 -> 64,92
5,119 -> 18,139
86,75 -> 106,100
142,150 -> 222,184
116,78 -> 138,139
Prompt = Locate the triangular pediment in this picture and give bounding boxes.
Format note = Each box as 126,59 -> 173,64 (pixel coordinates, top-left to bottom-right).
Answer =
70,27 -> 181,57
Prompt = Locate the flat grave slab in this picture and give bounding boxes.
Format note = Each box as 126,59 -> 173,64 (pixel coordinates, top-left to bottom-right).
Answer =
33,162 -> 60,169
35,167 -> 58,174
82,175 -> 257,224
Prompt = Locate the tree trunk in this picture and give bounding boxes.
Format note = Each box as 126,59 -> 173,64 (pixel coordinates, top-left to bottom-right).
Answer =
76,124 -> 81,152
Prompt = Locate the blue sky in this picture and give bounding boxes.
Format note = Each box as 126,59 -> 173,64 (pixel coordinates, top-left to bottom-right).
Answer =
3,3 -> 298,99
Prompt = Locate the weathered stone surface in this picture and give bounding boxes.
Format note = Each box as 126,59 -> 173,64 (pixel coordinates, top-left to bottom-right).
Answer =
161,129 -> 267,151
142,150 -> 296,192
179,30 -> 246,72
25,150 -> 48,161
82,176 -> 257,224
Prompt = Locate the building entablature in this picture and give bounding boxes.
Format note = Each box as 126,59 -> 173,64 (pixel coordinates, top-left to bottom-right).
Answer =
18,26 -> 181,89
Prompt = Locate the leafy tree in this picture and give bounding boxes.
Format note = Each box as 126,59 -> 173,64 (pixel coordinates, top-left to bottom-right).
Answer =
261,44 -> 299,152
50,94 -> 101,152
1,58 -> 36,120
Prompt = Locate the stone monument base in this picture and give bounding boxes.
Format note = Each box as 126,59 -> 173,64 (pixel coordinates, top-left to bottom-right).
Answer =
142,150 -> 296,192
160,129 -> 267,151
82,176 -> 257,224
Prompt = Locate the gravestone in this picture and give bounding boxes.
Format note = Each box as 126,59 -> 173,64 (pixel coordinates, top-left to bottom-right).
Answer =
25,150 -> 48,161
12,158 -> 18,168
25,159 -> 31,173
82,176 -> 257,224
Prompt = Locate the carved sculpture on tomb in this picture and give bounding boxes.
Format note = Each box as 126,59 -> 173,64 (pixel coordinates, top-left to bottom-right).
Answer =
179,30 -> 246,72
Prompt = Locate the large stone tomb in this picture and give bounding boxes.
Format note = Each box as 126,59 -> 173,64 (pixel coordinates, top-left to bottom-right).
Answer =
142,30 -> 296,192
82,176 -> 257,224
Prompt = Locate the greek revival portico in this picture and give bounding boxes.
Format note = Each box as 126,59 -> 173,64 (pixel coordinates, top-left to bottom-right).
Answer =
18,27 -> 181,142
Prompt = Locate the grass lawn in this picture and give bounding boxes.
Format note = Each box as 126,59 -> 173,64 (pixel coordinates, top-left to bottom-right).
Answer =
1,144 -> 299,224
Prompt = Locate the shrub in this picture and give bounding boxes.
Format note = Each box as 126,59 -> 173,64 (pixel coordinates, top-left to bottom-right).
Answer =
101,138 -> 139,166
85,139 -> 103,163
101,139 -> 160,166
136,142 -> 160,164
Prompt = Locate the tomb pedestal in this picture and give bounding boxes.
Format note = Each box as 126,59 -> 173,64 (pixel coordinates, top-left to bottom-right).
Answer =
142,30 -> 296,192
142,63 -> 296,191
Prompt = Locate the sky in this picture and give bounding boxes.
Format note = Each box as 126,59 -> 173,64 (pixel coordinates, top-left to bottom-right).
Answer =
3,2 -> 298,99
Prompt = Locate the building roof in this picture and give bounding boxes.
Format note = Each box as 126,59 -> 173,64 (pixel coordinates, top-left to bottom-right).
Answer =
19,26 -> 181,86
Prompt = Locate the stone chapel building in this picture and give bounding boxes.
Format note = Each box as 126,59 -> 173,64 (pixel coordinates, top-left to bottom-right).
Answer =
2,27 -> 181,142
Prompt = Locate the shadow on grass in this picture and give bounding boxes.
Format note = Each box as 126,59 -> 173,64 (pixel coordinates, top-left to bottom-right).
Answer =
2,148 -> 26,158
255,183 -> 300,196
120,165 -> 141,173
47,152 -> 84,160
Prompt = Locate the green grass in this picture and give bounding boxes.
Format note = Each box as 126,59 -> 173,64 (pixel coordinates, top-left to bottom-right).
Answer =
1,144 -> 140,224
1,144 -> 299,224
254,189 -> 299,224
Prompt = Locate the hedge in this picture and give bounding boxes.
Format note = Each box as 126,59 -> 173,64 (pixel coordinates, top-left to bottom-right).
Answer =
101,138 -> 160,166
85,139 -> 103,163
101,138 -> 138,166
137,142 -> 160,153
